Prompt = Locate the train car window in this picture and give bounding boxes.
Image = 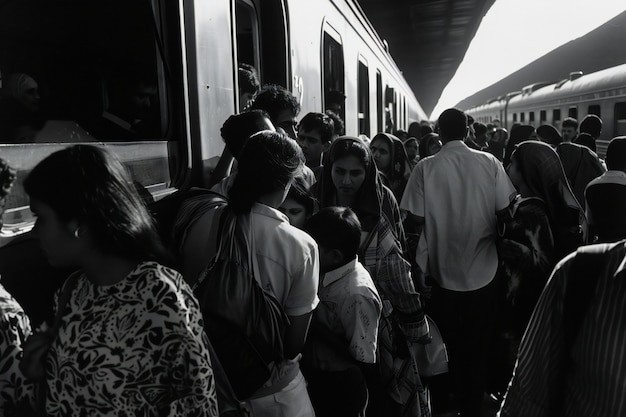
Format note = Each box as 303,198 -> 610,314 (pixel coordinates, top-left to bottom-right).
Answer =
376,71 -> 383,134
257,0 -> 289,87
513,113 -> 517,122
236,1 -> 261,77
540,110 -> 547,124
0,0 -> 182,235
615,102 -> 626,136
588,104 -> 601,118
385,86 -> 394,133
357,60 -> 370,137
553,109 -> 561,123
529,111 -> 535,124
323,32 -> 345,124
520,112 -> 525,122
568,106 -> 578,119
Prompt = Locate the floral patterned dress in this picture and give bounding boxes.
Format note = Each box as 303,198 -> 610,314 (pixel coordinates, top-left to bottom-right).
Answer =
0,282 -> 33,416
45,262 -> 218,417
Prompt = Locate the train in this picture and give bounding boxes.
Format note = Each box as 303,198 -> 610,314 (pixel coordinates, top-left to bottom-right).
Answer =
0,0 -> 427,325
464,63 -> 626,157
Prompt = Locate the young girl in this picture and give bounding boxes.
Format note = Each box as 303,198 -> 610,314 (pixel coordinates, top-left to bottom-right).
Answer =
369,133 -> 412,202
22,145 -> 218,416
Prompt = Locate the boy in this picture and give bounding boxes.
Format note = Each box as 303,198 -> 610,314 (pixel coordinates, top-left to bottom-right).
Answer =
302,207 -> 382,417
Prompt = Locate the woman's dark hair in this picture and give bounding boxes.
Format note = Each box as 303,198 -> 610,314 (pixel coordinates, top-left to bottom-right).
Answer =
328,136 -> 370,168
304,206 -> 361,262
285,176 -> 316,217
230,130 -> 304,214
23,145 -> 168,262
220,110 -> 272,158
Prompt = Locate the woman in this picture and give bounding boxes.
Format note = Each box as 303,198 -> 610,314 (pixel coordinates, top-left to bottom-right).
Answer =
278,176 -> 317,229
179,131 -> 320,417
316,136 -> 430,417
403,137 -> 419,168
417,132 -> 442,160
503,124 -> 536,166
370,133 -> 413,202
556,141 -> 605,210
536,124 -> 562,147
22,145 -> 218,416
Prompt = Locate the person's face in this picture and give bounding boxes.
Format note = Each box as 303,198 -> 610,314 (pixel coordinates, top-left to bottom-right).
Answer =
562,126 -> 577,142
370,139 -> 391,172
19,77 -> 40,113
239,92 -> 255,112
275,109 -> 298,139
278,197 -> 308,229
30,198 -> 81,267
331,155 -> 367,201
404,141 -> 418,160
297,129 -> 326,167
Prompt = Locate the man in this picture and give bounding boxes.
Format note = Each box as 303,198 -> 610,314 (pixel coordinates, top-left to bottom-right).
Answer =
499,240 -> 626,417
585,136 -> 626,243
561,117 -> 578,142
238,63 -> 260,112
400,108 -> 516,417
576,114 -> 602,148
249,84 -> 317,186
296,112 -> 334,179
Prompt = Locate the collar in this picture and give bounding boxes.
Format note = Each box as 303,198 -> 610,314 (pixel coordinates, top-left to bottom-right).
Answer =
602,170 -> 626,179
441,140 -> 468,150
251,202 -> 290,223
322,257 -> 358,287
614,243 -> 626,279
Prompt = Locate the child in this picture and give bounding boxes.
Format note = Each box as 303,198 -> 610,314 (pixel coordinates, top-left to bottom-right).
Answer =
302,207 -> 382,417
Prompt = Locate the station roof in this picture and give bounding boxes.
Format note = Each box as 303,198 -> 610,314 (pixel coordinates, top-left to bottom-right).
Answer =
358,0 -> 496,118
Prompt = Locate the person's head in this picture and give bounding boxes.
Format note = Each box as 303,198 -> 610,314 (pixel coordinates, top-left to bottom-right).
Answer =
579,114 -> 602,139
24,145 -> 166,267
437,108 -> 468,143
220,110 -> 274,158
238,63 -> 260,112
503,124 -> 536,166
418,132 -> 442,159
249,84 -> 300,139
3,73 -> 40,113
420,123 -> 434,139
325,90 -> 345,114
107,73 -> 156,121
328,136 -> 371,202
370,133 -> 393,173
230,130 -> 304,214
393,129 -> 408,141
407,122 -> 421,140
561,117 -> 578,142
303,206 -> 361,273
325,110 -> 345,138
278,176 -> 316,229
473,122 -> 487,143
575,132 -> 597,153
0,159 -> 16,228
605,136 -> 626,172
536,124 -> 562,147
296,112 -> 334,167
404,137 -> 419,160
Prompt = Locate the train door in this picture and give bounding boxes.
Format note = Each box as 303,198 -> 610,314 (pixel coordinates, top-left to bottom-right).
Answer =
357,57 -> 370,137
322,28 -> 345,125
615,102 -> 626,136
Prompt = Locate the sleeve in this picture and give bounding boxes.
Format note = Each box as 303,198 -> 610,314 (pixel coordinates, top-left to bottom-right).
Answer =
494,159 -> 516,212
498,256 -> 572,417
342,293 -> 381,364
400,161 -> 425,217
284,240 -> 320,317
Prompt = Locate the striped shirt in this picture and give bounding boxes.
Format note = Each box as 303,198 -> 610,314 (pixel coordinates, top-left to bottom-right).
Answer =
499,241 -> 626,417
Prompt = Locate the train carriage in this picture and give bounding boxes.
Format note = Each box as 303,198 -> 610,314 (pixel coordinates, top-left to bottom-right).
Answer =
0,0 -> 427,325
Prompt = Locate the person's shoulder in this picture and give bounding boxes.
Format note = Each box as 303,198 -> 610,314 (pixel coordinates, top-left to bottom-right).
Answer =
133,261 -> 183,289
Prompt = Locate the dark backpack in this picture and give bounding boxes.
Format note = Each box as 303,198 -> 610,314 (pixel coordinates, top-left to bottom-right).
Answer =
193,206 -> 289,400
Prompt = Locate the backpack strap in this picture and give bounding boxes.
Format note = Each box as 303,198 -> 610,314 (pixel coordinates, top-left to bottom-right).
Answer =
563,244 -> 610,349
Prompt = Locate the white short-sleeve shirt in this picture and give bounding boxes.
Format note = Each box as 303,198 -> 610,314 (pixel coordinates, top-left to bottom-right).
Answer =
400,140 -> 515,291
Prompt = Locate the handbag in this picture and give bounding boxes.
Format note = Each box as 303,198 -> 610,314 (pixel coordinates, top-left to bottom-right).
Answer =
415,315 -> 448,378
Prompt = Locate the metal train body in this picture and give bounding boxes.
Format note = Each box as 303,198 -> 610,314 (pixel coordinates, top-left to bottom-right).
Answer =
0,0 -> 426,325
465,63 -> 626,157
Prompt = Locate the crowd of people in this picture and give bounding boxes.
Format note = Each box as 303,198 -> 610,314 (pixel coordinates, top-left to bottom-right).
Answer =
1,70 -> 626,417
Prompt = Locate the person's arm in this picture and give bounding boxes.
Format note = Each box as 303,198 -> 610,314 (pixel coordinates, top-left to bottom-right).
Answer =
284,312 -> 313,360
206,147 -> 234,188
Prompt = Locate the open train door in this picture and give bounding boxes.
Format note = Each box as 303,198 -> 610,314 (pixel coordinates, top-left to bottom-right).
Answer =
235,0 -> 290,90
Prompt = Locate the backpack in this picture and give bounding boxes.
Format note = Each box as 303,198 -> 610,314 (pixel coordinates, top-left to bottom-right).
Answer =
193,206 -> 289,400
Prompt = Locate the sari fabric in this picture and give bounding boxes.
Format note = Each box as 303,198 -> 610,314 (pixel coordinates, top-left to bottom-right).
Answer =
556,142 -> 605,210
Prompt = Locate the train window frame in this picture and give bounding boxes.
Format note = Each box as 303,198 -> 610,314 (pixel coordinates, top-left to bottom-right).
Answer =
540,110 -> 547,124
0,0 -> 184,239
234,0 -> 262,111
357,57 -> 370,137
322,25 -> 345,124
529,111 -> 535,124
376,70 -> 383,134
513,113 -> 517,123
520,112 -> 525,123
588,104 -> 601,118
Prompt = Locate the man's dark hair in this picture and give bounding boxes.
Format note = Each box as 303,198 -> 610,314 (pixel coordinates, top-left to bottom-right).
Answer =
605,136 -> 626,171
238,63 -> 260,95
325,110 -> 344,136
579,114 -> 602,138
304,207 -> 361,261
562,117 -> 578,129
473,122 -> 487,137
249,84 -> 300,122
297,112 -> 334,144
575,132 -> 596,152
220,110 -> 272,157
438,108 -> 468,141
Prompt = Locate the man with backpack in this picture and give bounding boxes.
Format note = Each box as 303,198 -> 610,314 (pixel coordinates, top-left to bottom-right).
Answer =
498,242 -> 626,417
